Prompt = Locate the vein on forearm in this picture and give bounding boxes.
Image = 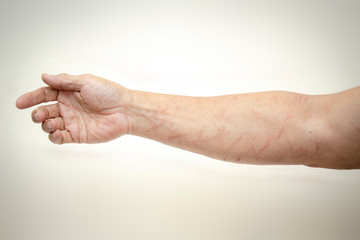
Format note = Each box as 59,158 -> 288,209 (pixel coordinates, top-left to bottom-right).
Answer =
128,90 -> 318,166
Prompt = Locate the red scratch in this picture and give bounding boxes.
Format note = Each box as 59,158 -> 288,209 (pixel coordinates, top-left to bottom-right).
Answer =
354,126 -> 360,133
274,126 -> 285,141
284,130 -> 294,153
284,114 -> 294,121
257,126 -> 285,155
296,94 -> 310,104
168,133 -> 187,140
225,135 -> 242,153
250,144 -> 256,155
258,138 -> 272,154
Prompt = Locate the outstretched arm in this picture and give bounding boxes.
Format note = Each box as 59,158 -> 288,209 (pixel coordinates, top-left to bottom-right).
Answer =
16,73 -> 360,169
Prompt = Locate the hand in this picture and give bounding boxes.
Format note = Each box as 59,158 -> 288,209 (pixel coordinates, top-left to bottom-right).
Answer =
16,73 -> 130,144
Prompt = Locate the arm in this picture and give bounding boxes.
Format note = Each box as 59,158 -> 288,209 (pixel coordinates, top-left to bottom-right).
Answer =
127,88 -> 360,169
16,73 -> 360,169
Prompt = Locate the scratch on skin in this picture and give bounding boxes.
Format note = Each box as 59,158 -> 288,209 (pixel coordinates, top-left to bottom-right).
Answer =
225,135 -> 243,153
250,144 -> 256,155
351,123 -> 360,133
217,126 -> 227,138
193,127 -> 230,153
168,132 -> 187,140
285,130 -> 295,153
284,114 -> 294,121
258,138 -> 272,154
296,94 -> 310,104
274,126 -> 285,141
356,126 -> 360,133
250,126 -> 285,156
148,121 -> 163,131
196,126 -> 227,143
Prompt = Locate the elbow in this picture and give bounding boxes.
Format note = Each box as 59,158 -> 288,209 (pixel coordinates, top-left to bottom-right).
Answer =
306,102 -> 360,170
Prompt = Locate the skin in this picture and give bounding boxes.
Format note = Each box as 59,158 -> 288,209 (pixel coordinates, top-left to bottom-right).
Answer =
16,73 -> 360,169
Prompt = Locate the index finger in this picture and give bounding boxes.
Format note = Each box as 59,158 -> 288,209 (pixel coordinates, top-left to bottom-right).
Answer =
16,87 -> 59,109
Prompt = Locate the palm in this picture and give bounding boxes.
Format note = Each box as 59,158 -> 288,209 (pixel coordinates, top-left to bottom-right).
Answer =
57,80 -> 129,143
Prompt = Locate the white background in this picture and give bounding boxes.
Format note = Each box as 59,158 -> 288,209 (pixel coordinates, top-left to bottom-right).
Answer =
1,0 -> 360,239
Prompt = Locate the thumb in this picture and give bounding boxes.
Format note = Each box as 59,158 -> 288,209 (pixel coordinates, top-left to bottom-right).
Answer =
42,73 -> 84,91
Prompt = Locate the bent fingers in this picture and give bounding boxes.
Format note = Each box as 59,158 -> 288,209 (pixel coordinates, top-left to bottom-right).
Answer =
42,117 -> 65,133
49,130 -> 75,144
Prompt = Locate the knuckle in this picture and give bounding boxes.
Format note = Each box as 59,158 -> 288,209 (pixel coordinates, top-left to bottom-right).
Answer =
58,117 -> 65,129
39,106 -> 49,118
39,87 -> 47,102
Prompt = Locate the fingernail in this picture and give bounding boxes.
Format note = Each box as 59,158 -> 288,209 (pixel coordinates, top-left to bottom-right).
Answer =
34,112 -> 39,121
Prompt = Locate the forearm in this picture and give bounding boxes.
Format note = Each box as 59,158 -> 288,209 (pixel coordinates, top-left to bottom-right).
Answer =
126,89 -> 327,167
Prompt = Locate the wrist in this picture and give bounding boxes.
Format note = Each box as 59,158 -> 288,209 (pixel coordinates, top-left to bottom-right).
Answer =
125,89 -> 151,136
125,89 -> 170,137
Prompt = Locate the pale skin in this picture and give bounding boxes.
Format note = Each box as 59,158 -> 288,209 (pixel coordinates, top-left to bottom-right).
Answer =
16,73 -> 360,169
